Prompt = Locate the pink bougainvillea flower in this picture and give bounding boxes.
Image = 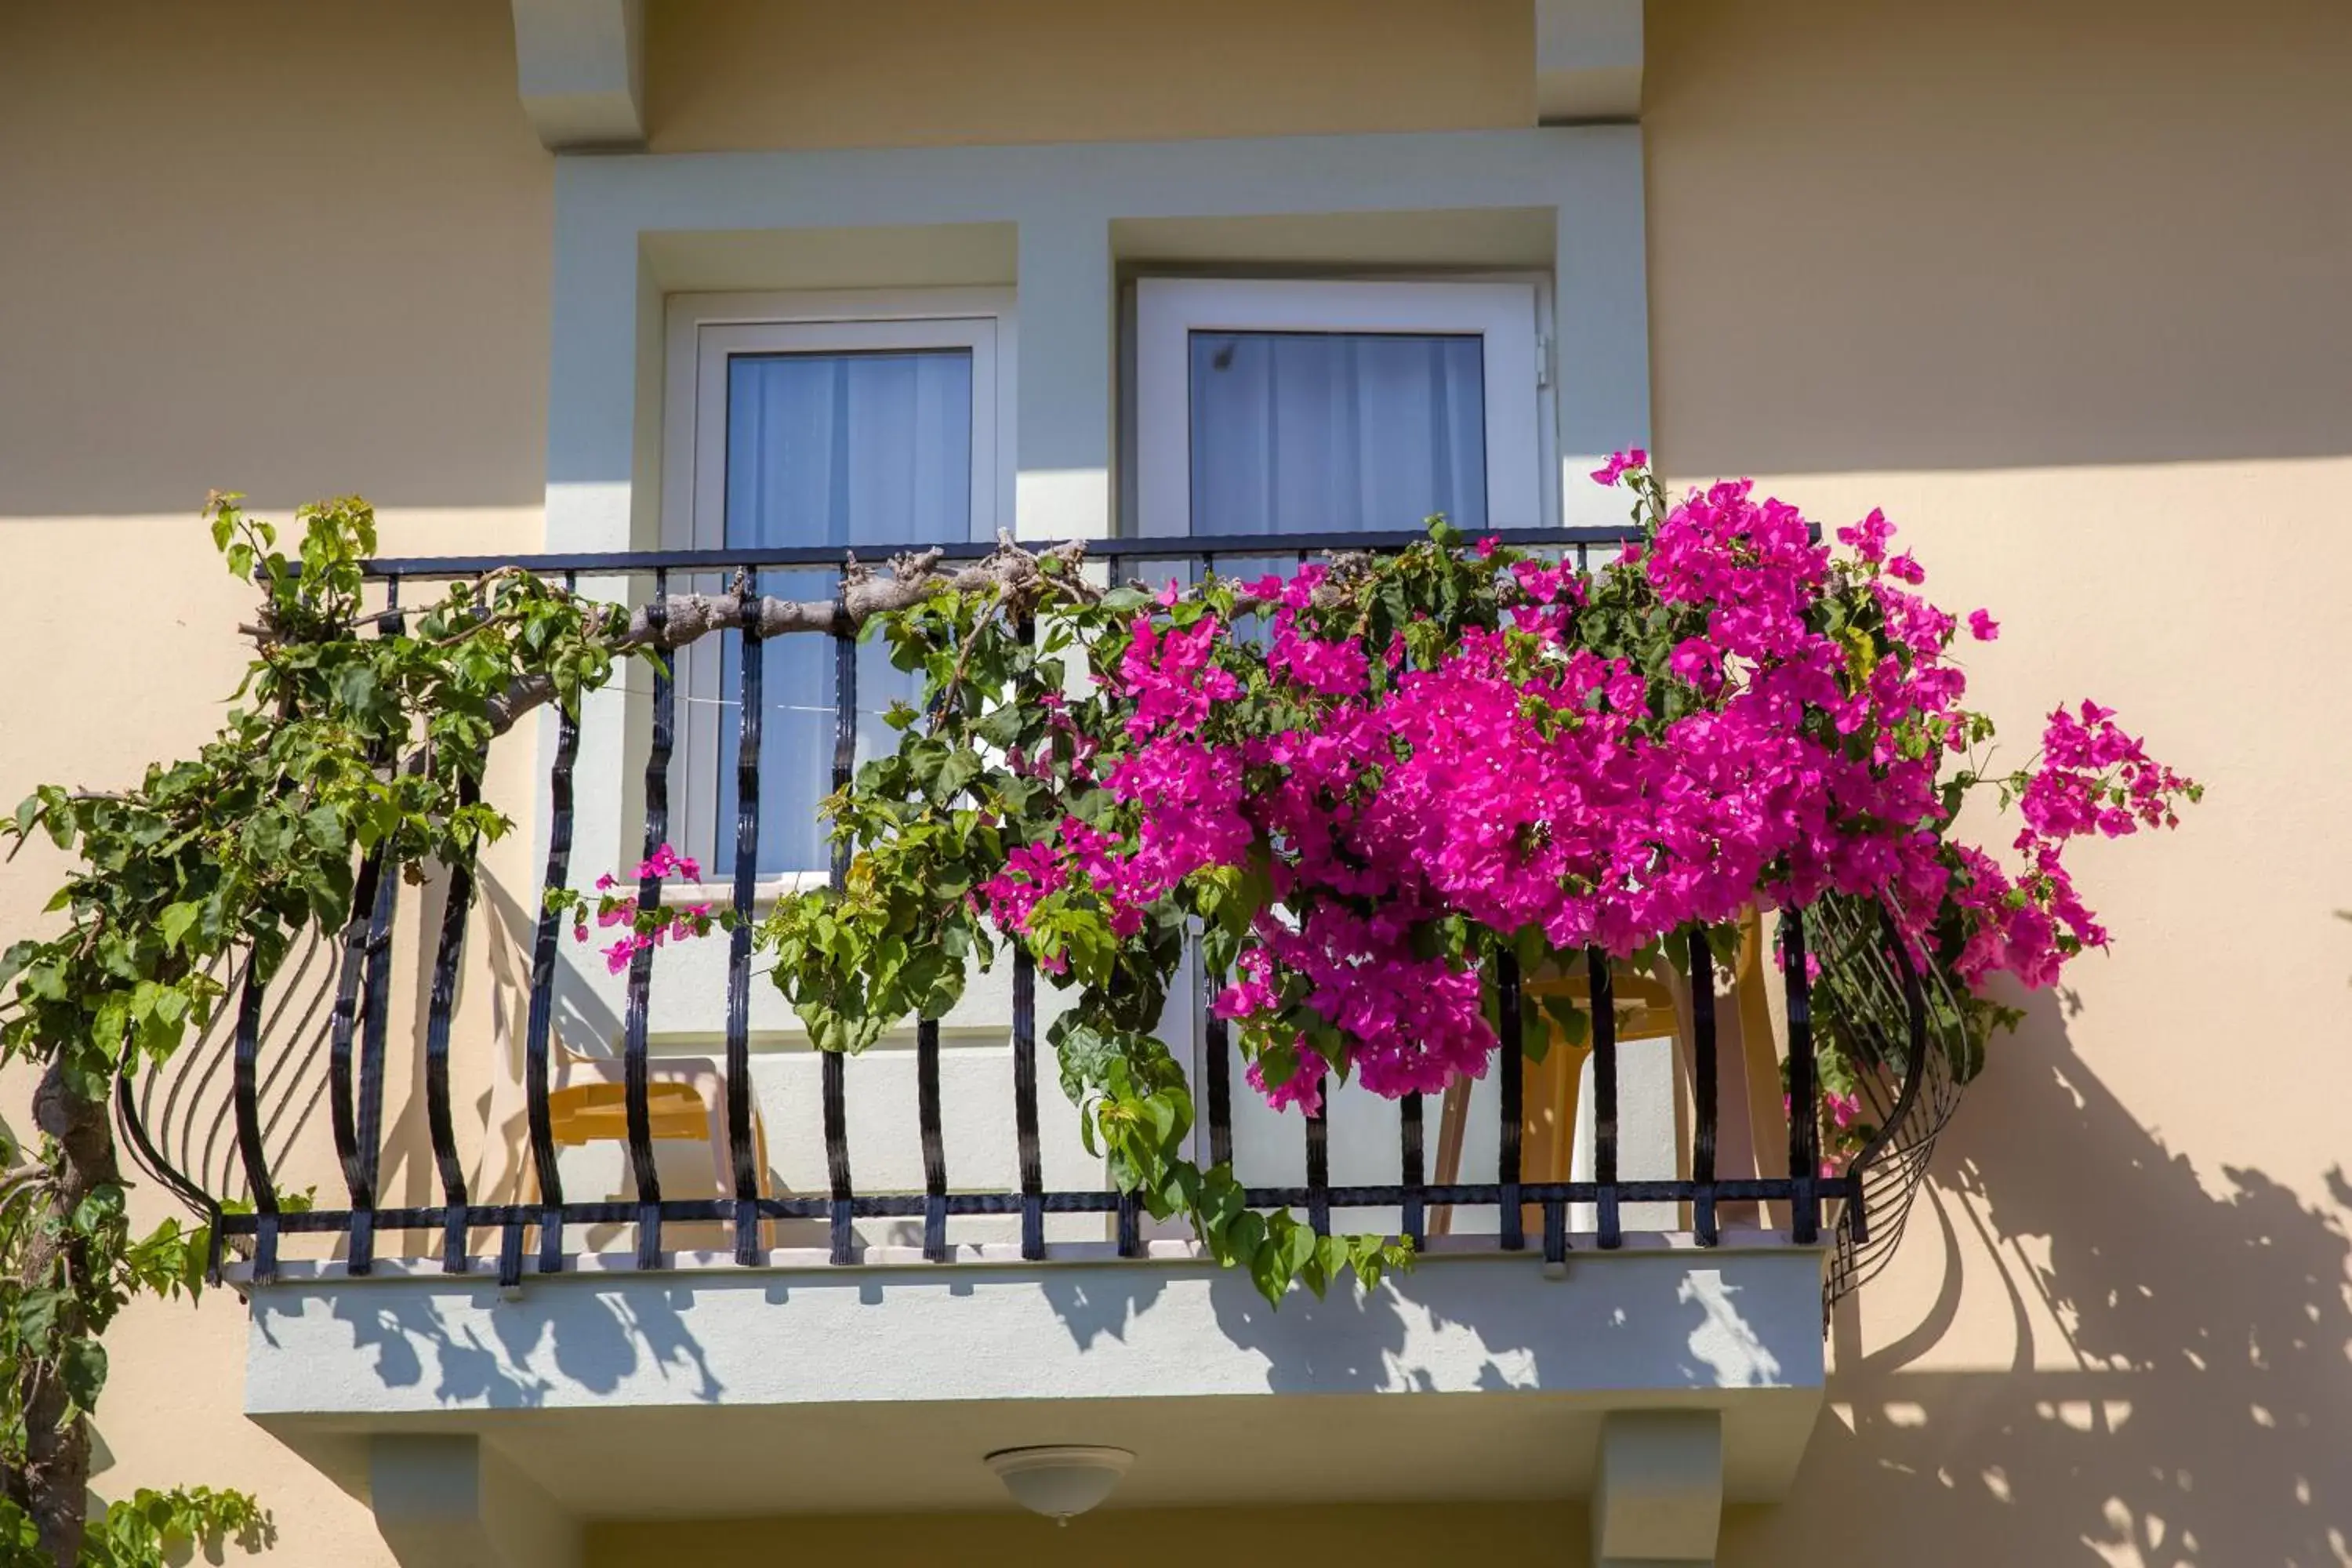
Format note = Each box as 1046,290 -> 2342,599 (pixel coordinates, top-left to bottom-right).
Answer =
1835,508 -> 1895,564
1968,608 -> 2000,641
1590,447 -> 1649,487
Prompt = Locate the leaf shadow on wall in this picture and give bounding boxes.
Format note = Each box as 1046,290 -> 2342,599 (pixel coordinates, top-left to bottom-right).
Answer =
1722,988 -> 2352,1567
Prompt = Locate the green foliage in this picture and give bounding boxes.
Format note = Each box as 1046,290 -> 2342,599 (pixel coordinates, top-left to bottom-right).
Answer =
0,1487 -> 270,1568
2,498 -> 626,1098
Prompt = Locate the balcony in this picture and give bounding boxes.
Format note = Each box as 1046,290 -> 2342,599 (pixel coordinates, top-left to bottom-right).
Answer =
124,529 -> 1962,1564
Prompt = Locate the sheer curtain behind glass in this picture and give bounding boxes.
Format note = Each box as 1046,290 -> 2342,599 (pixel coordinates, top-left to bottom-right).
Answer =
1188,331 -> 1486,536
716,349 -> 973,876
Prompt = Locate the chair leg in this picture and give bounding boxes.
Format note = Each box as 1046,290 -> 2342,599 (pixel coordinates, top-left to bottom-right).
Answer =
1732,914 -> 1789,1229
1646,952 -> 1698,1232
1428,1076 -> 1474,1236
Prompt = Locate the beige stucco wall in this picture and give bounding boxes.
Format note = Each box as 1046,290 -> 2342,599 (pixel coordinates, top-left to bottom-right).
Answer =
1648,2 -> 2352,1563
589,1503 -> 1584,1566
642,0 -> 1535,153
0,4 -> 549,1564
1,1 -> 2347,1564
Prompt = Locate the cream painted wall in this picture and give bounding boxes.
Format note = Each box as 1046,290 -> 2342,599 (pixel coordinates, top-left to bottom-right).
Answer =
1645,2 -> 2352,1564
2,1 -> 2349,1565
590,1504 -> 1585,1566
642,0 -> 1536,153
0,4 -> 550,1565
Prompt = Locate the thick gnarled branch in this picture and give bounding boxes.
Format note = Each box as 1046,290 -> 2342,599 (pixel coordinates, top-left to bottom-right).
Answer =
486,533 -> 1096,735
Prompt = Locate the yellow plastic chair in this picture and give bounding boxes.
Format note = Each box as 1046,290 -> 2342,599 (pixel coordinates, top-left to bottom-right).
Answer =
470,877 -> 779,1250
534,1037 -> 778,1250
1429,954 -> 1682,1236
1427,907 -> 1810,1238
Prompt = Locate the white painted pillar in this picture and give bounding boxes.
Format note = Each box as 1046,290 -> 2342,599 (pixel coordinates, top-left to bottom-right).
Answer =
1535,0 -> 1645,123
372,1434 -> 581,1568
1014,215 -> 1115,540
1551,129 -> 1653,528
510,0 -> 646,150
540,186 -> 655,1035
1590,1410 -> 1725,1567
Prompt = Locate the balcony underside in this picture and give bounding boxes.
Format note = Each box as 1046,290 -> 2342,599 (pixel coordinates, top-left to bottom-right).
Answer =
244,1235 -> 1824,1526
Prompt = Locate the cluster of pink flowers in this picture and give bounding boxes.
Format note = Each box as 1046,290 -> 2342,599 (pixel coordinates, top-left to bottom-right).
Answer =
979,456 -> 2196,1113
1943,701 -> 2199,987
572,844 -> 716,975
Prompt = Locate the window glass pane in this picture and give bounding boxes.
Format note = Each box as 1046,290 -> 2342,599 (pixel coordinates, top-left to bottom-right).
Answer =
1188,331 -> 1486,536
716,348 -> 974,877
724,349 -> 973,549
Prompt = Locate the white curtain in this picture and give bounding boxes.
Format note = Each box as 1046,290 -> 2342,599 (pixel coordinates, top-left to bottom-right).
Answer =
1188,331 -> 1487,536
717,349 -> 974,876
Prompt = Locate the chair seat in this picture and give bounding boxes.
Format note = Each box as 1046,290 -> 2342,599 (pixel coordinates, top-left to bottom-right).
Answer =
546,1081 -> 713,1145
1524,966 -> 1682,1044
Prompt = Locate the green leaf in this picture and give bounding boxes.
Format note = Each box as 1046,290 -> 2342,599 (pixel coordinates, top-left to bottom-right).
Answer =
13,1286 -> 63,1345
974,703 -> 1026,748
1538,993 -> 1589,1054
1315,1232 -> 1350,1294
157,902 -> 202,954
37,785 -> 73,848
932,747 -> 982,803
60,1336 -> 107,1410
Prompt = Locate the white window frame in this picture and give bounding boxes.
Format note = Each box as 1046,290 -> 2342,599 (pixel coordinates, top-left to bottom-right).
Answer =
1132,276 -> 1551,539
660,287 -> 1016,888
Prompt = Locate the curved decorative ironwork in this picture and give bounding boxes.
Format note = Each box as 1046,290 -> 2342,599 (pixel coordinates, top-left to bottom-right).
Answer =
118,927 -> 339,1232
1811,891 -> 1973,1309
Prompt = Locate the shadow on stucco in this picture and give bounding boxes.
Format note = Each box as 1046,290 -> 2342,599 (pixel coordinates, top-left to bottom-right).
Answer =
1721,989 -> 2352,1566
1193,1210 -> 1812,1401
249,1278 -> 725,1414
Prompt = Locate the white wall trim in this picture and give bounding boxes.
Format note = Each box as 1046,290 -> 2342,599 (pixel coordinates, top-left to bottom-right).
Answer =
544,126 -> 1651,559
534,129 -> 1653,1195
254,1250 -> 1825,1414
510,0 -> 645,151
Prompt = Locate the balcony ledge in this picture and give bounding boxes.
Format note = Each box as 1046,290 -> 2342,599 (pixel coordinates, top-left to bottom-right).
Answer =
243,1230 -> 1826,1532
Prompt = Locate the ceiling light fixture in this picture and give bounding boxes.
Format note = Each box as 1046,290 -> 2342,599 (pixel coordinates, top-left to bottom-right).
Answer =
985,1446 -> 1135,1524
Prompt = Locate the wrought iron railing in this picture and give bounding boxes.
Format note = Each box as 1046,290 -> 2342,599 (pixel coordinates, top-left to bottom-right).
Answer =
114,528 -> 1947,1314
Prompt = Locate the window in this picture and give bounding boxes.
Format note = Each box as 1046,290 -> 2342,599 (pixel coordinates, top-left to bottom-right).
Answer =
663,290 -> 1014,880
1133,278 -> 1550,539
